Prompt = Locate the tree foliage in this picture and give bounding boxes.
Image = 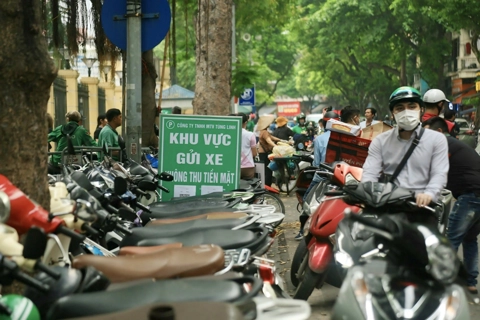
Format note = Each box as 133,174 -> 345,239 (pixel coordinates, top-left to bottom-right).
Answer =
288,0 -> 453,116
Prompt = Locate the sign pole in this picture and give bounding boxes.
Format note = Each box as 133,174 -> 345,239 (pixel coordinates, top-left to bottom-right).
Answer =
125,0 -> 142,162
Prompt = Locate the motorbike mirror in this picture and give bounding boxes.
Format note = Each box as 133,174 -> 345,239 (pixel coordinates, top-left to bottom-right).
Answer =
158,172 -> 174,182
23,227 -> 48,260
114,177 -> 128,195
0,191 -> 11,224
137,180 -> 157,192
66,135 -> 76,155
118,135 -> 126,150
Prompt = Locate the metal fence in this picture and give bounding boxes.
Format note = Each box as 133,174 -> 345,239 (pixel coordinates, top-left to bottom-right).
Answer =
98,88 -> 106,116
78,83 -> 90,131
53,78 -> 67,127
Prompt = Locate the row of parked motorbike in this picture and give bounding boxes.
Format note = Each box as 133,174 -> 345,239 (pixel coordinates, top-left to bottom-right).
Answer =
290,159 -> 473,319
0,139 -> 312,319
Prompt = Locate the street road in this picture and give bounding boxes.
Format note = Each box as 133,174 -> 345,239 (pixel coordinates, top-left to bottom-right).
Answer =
272,192 -> 480,320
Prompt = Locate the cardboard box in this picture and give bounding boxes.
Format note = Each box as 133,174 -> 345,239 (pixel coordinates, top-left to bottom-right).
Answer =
360,122 -> 393,140
326,119 -> 361,136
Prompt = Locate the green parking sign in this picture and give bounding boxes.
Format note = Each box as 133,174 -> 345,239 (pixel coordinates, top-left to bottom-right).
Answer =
158,115 -> 242,201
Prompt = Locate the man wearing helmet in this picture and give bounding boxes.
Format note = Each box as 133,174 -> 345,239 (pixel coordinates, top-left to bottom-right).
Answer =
292,113 -> 307,134
362,86 -> 449,224
48,111 -> 97,174
422,88 -> 454,133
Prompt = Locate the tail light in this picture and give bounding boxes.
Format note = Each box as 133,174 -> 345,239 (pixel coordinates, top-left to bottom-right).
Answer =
253,257 -> 276,285
258,264 -> 275,285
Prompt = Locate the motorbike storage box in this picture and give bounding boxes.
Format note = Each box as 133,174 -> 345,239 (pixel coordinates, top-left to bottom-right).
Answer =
326,122 -> 393,167
325,132 -> 371,167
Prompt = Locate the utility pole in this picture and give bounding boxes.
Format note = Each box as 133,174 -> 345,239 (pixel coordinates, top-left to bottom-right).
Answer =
126,0 -> 142,162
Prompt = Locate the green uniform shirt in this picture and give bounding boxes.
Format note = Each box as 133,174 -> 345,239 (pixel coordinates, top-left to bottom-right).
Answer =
246,120 -> 255,132
98,124 -> 120,160
48,121 -> 97,166
292,125 -> 305,134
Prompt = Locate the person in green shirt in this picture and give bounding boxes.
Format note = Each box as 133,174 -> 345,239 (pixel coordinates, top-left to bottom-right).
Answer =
246,113 -> 255,132
98,108 -> 122,161
48,111 -> 96,174
292,113 -> 307,134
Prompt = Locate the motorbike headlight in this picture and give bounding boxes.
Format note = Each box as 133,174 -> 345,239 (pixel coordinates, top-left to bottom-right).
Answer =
303,216 -> 312,236
334,231 -> 354,268
344,173 -> 359,186
428,243 -> 459,285
422,232 -> 459,285
335,251 -> 354,268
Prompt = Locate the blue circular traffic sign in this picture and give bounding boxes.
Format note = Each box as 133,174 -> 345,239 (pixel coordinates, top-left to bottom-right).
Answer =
101,0 -> 171,52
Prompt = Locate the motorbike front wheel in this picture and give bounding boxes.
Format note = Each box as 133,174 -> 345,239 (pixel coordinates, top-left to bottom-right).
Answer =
260,192 -> 286,214
290,240 -> 307,287
293,265 -> 324,300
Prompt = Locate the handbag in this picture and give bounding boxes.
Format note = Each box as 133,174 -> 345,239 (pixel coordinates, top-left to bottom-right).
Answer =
379,127 -> 425,183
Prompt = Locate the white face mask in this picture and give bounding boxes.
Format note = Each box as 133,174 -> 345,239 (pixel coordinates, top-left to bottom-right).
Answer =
394,109 -> 420,131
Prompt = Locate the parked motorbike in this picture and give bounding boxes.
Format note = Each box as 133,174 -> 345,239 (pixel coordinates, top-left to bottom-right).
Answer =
292,162 -> 362,300
331,181 -> 469,320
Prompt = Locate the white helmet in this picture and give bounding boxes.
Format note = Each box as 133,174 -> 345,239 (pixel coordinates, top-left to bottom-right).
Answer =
423,89 -> 450,103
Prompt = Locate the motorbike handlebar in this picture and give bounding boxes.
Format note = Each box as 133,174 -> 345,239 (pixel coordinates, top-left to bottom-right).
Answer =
56,225 -> 86,242
324,190 -> 344,197
135,202 -> 151,213
135,188 -> 148,196
345,211 -> 397,239
116,222 -> 132,235
14,268 -> 50,293
1,256 -> 50,293
35,261 -> 61,280
407,201 -> 436,213
158,185 -> 170,193
81,223 -> 99,237
319,163 -> 334,172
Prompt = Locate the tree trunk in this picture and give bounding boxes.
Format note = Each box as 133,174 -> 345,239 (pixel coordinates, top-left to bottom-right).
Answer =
193,0 -> 232,115
0,0 -> 56,210
141,50 -> 159,147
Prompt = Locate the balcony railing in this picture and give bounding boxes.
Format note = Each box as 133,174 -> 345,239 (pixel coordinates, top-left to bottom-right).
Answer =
460,57 -> 479,70
444,57 -> 479,74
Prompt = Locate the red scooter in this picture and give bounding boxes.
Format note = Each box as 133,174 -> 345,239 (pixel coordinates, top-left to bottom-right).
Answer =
290,162 -> 362,300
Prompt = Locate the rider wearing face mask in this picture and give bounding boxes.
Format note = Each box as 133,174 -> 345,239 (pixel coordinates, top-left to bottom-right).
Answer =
362,87 -> 449,225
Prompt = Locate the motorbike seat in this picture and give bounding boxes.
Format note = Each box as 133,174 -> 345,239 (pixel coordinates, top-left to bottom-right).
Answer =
47,278 -> 244,319
65,301 -> 245,320
148,206 -> 239,219
118,242 -> 183,256
143,219 -> 247,235
120,227 -> 267,254
72,244 -> 224,283
147,212 -> 249,226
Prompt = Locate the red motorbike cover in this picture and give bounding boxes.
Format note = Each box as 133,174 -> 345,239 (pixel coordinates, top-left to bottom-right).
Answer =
0,175 -> 63,235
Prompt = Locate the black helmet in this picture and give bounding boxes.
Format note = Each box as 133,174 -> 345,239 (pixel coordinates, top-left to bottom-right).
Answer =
389,86 -> 423,111
322,111 -> 340,128
297,113 -> 306,120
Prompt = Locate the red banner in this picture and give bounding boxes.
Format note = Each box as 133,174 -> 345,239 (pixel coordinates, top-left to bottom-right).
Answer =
277,101 -> 301,117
